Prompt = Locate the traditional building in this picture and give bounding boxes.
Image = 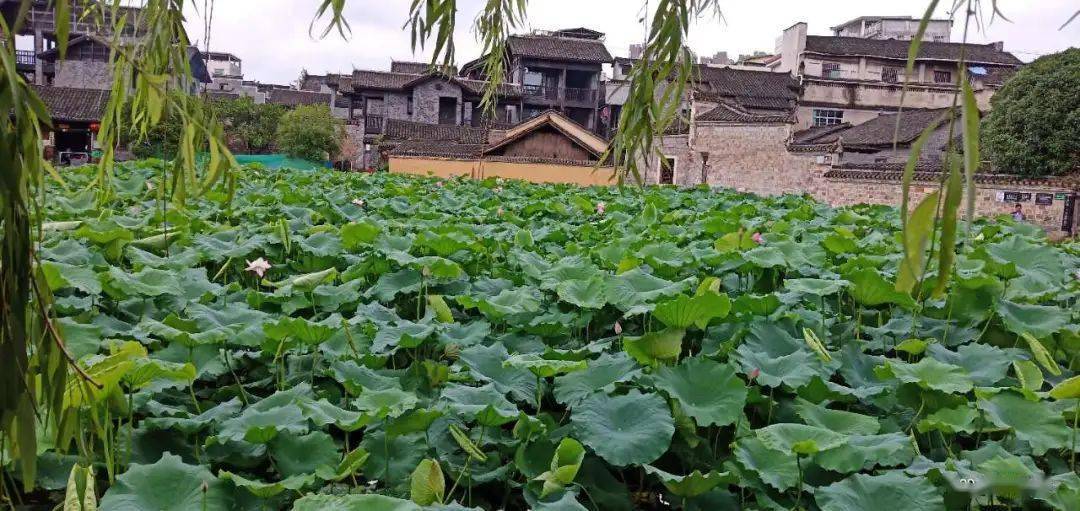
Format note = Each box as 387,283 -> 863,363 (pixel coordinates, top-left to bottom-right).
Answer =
460,28 -> 612,130
386,110 -> 614,185
33,85 -> 109,165
772,21 -> 1022,129
830,15 -> 953,41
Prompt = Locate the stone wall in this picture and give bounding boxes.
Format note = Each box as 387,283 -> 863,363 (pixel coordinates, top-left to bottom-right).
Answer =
412,80 -> 463,125
53,60 -> 113,90
648,120 -> 1079,237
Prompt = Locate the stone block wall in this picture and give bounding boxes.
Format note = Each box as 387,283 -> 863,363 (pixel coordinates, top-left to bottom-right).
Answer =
53,60 -> 113,90
412,80 -> 463,125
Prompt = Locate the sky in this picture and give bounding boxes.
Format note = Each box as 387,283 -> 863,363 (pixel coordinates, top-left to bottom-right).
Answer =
182,0 -> 1079,85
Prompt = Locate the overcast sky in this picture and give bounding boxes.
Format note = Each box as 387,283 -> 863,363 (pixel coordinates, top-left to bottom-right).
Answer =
183,0 -> 1079,85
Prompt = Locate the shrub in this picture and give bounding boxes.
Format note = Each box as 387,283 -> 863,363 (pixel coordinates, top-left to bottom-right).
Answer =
276,104 -> 344,162
982,48 -> 1080,177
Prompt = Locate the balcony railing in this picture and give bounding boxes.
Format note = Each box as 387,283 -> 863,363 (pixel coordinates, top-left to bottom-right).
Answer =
16,50 -> 35,67
364,115 -> 384,134
522,85 -> 598,104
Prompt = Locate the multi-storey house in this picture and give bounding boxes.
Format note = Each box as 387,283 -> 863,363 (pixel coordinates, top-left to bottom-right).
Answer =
830,15 -> 953,41
460,27 -> 611,131
772,21 -> 1023,129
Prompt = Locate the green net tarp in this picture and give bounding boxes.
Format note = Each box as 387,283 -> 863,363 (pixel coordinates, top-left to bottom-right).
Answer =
232,154 -> 326,171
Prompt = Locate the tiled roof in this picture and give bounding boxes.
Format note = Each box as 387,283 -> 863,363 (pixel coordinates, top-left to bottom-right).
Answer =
266,89 -> 331,107
383,119 -> 489,145
696,102 -> 793,124
33,85 -> 109,122
791,123 -> 852,144
825,165 -> 1080,189
695,66 -> 799,102
300,74 -> 327,91
391,61 -> 432,74
507,34 -> 612,63
351,70 -> 420,91
388,141 -> 487,158
835,108 -> 953,148
804,36 -> 1023,66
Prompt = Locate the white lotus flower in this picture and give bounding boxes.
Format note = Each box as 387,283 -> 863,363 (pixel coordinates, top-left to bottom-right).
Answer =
352,198 -> 365,207
245,257 -> 272,278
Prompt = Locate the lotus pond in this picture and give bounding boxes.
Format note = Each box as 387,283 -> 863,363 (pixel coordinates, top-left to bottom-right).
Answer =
16,160 -> 1080,510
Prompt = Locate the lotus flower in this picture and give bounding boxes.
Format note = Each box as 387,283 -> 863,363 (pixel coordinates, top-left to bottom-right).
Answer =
613,320 -> 623,335
245,257 -> 272,278
497,207 -> 504,216
494,186 -> 503,193
596,202 -> 606,215
752,232 -> 765,245
351,198 -> 365,207
748,368 -> 761,381
437,181 -> 445,188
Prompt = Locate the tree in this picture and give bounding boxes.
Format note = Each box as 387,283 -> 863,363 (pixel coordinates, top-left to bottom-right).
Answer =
276,105 -> 344,161
126,97 -> 286,157
982,48 -> 1080,177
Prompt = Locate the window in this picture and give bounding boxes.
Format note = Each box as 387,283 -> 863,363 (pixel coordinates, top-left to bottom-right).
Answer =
438,97 -> 457,125
407,96 -> 413,116
812,109 -> 844,127
822,62 -> 842,79
934,70 -> 953,84
660,157 -> 675,185
213,68 -> 224,76
882,67 -> 901,83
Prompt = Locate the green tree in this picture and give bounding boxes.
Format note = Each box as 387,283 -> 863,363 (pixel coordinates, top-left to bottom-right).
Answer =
982,48 -> 1080,177
126,97 -> 285,157
276,105 -> 344,161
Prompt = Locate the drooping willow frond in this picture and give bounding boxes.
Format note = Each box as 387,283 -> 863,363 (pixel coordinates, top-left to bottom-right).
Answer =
608,0 -> 721,185
405,0 -> 458,68
472,0 -> 527,114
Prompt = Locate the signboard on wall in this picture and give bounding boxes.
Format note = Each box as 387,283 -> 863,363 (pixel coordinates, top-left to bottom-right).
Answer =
1001,192 -> 1032,203
1035,193 -> 1054,206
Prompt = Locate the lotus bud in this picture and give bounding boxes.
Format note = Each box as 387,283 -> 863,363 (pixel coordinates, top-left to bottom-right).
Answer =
497,207 -> 504,216
748,368 -> 761,381
444,344 -> 461,360
596,202 -> 606,215
752,232 -> 764,245
613,320 -> 623,335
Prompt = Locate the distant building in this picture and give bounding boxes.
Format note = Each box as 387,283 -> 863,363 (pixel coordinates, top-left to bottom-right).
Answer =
831,15 -> 952,42
460,27 -> 612,130
773,22 -> 1021,128
699,51 -> 732,66
205,51 -> 243,80
387,110 -> 615,185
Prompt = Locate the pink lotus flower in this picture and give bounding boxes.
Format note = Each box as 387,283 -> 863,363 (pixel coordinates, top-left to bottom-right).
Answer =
613,320 -> 623,335
752,232 -> 765,245
596,202 -> 606,215
245,257 -> 272,278
748,368 -> 761,381
437,181 -> 445,187
351,198 -> 365,207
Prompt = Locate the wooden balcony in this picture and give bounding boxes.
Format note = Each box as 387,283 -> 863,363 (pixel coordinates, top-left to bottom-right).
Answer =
522,85 -> 598,106
364,115 -> 384,134
15,50 -> 35,68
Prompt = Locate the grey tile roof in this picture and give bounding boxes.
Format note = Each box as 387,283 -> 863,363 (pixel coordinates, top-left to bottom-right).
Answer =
33,85 -> 109,122
383,119 -> 489,145
791,123 -> 853,144
804,36 -> 1023,66
391,61 -> 433,74
300,74 -> 327,91
507,34 -> 612,63
351,70 -> 420,91
695,66 -> 800,101
834,108 -> 953,148
696,102 -> 793,124
266,89 -> 331,107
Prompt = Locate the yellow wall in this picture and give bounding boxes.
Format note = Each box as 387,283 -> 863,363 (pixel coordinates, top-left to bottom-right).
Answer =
389,157 -> 616,186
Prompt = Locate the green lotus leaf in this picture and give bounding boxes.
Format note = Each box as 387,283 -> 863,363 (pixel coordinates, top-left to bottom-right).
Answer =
362,432 -> 427,490
917,405 -> 979,435
1013,359 -> 1045,392
263,316 -> 336,346
410,458 -> 445,506
643,465 -> 732,498
298,231 -> 342,257
123,358 -> 195,390
926,343 -> 1016,387
458,343 -> 537,405
814,432 -> 914,473
623,328 -> 685,366
605,268 -> 693,311
976,391 -> 1070,455
982,235 -> 1065,288
556,277 -> 608,309
504,354 -> 587,379
293,494 -> 422,511
815,472 -> 944,511
267,431 -> 341,477
216,402 -> 308,444
102,266 -> 183,298
653,357 -> 746,427
536,437 -> 586,497
99,453 -> 231,511
474,287 -> 543,319
793,398 -> 880,435
366,269 -> 422,302
996,300 -> 1070,339
875,357 -> 974,394
756,423 -> 847,456
652,292 -> 731,329
41,260 -> 101,295
353,387 -> 419,420
372,321 -> 436,353
340,220 -> 382,249
572,390 -> 674,466
219,470 -> 314,498
1049,375 -> 1080,400
440,383 -> 519,426
784,277 -> 849,297
411,256 -> 464,279
734,322 -> 838,389
553,352 -> 640,406
733,437 -> 799,491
